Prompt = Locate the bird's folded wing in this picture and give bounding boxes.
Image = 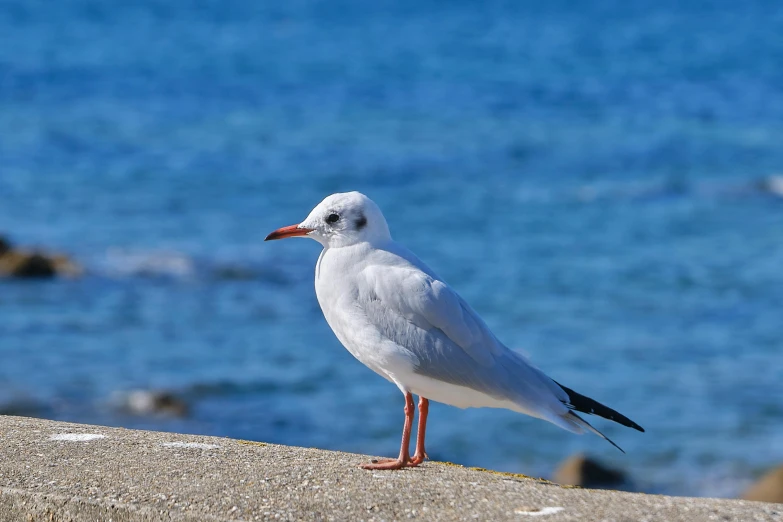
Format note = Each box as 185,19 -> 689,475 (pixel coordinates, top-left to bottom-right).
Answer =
360,262 -> 570,410
362,265 -> 503,367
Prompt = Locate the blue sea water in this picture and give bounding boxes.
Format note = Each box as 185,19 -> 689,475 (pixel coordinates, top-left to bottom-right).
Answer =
2,0 -> 783,498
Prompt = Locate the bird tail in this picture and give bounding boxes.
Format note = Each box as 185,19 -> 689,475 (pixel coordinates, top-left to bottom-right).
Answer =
554,381 -> 645,432
552,381 -> 644,453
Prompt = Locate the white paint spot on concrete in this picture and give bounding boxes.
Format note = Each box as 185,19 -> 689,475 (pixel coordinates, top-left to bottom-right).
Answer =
515,507 -> 565,517
161,442 -> 220,449
50,433 -> 106,442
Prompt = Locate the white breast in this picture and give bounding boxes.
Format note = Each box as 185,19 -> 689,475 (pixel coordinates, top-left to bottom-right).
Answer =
315,246 -> 418,390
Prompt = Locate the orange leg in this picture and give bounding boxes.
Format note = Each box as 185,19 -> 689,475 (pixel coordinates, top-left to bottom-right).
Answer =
410,397 -> 429,465
360,392 -> 415,470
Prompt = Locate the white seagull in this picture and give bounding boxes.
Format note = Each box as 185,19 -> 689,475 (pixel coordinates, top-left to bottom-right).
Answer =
266,191 -> 643,470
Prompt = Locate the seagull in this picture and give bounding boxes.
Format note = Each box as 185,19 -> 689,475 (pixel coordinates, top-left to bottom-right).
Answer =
266,191 -> 644,470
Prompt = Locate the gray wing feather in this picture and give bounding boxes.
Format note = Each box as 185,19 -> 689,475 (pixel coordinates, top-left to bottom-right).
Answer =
361,262 -> 568,409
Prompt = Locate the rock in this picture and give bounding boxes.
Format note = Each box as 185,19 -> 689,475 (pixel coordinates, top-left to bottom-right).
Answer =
0,236 -> 81,278
553,453 -> 627,490
0,397 -> 48,418
0,235 -> 11,255
49,253 -> 82,276
115,390 -> 190,418
3,415 -> 780,522
2,252 -> 57,277
741,465 -> 783,503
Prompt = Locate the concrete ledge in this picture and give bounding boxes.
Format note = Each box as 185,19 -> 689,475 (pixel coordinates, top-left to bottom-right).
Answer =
0,416 -> 778,521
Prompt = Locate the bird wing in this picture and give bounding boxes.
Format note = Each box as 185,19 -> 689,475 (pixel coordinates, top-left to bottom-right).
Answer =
364,263 -> 500,366
360,256 -> 569,410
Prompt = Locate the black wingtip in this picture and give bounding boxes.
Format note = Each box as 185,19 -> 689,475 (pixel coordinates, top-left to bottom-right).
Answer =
568,411 -> 626,453
604,433 -> 626,454
555,381 -> 644,433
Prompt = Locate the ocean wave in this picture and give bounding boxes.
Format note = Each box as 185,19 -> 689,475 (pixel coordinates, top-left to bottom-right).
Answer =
98,249 -> 196,278
182,374 -> 334,399
93,248 -> 292,284
513,175 -> 783,205
757,174 -> 783,198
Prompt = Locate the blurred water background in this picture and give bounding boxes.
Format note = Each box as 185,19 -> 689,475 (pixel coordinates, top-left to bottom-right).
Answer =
2,0 -> 783,499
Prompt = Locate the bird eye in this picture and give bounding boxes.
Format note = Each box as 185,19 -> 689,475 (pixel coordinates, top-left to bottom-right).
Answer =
326,213 -> 340,224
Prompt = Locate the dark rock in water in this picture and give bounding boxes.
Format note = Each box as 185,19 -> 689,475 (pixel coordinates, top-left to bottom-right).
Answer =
0,236 -> 11,255
0,398 -> 48,418
7,253 -> 57,278
49,254 -> 81,276
115,390 -> 190,418
0,237 -> 81,278
742,465 -> 783,503
553,453 -> 627,489
212,265 -> 261,281
211,264 -> 291,285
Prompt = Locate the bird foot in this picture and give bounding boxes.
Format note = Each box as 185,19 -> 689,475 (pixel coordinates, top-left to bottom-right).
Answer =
410,452 -> 428,465
360,457 -> 409,470
360,456 -> 425,470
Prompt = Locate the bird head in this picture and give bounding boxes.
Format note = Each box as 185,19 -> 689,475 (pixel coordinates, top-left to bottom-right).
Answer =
265,191 -> 391,248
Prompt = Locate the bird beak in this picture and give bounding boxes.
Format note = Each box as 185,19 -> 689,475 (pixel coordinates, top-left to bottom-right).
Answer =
264,224 -> 314,241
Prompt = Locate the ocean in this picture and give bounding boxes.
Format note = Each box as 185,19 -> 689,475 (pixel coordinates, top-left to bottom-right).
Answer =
1,0 -> 782,498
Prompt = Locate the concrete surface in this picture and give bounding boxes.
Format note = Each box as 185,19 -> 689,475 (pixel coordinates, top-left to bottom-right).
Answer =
0,415 -> 779,521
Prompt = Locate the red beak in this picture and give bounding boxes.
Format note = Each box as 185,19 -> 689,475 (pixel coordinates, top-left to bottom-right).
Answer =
264,224 -> 313,241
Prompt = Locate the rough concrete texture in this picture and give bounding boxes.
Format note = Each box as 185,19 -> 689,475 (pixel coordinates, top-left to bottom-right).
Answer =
0,416 -> 779,521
